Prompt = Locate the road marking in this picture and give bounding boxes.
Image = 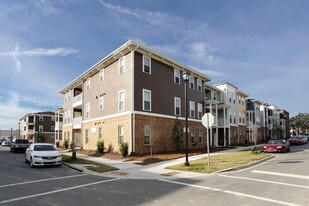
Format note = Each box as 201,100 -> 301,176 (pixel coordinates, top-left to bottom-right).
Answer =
0,178 -> 120,204
0,174 -> 87,188
158,179 -> 301,206
219,174 -> 309,189
252,170 -> 309,180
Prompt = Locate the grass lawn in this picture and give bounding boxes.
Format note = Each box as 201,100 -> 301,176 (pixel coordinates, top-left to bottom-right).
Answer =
166,150 -> 270,174
62,154 -> 118,173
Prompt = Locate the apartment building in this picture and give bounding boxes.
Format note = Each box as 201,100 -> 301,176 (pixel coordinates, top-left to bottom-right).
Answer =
19,111 -> 58,143
54,108 -> 63,144
236,90 -> 248,144
59,40 -> 211,154
246,99 -> 262,144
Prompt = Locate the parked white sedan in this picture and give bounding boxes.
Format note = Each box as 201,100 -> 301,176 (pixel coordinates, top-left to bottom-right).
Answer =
25,143 -> 62,167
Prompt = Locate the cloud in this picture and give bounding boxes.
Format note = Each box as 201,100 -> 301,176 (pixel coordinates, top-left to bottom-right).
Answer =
188,42 -> 222,65
20,96 -> 61,108
32,0 -> 60,15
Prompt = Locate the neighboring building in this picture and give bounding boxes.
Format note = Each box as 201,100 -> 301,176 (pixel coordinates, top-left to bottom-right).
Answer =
236,89 -> 249,144
59,40 -> 211,154
19,111 -> 57,143
54,108 -> 63,145
246,99 -> 262,144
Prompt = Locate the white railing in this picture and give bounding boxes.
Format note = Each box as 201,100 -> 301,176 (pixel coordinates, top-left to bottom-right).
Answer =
73,116 -> 82,129
55,122 -> 63,130
218,119 -> 230,126
27,129 -> 34,134
73,93 -> 82,107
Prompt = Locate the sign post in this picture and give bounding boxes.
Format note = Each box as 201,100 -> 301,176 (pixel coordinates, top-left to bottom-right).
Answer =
202,113 -> 214,167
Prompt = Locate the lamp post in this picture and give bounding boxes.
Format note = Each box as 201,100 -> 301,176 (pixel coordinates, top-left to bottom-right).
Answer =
182,71 -> 190,166
10,127 -> 13,141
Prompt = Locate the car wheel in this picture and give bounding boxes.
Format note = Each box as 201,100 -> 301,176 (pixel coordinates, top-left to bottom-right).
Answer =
282,148 -> 286,153
30,157 -> 34,168
25,155 -> 29,163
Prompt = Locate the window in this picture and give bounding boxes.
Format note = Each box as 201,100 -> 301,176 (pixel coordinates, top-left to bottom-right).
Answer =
68,91 -> 71,101
68,110 -> 71,123
98,127 -> 102,140
230,114 -> 232,123
189,76 -> 195,89
118,90 -> 125,111
51,126 -> 55,131
51,116 -> 55,121
199,130 -> 203,144
197,79 -> 202,92
174,69 -> 180,84
39,125 -> 43,132
85,129 -> 89,144
67,131 -> 70,142
99,97 -> 104,111
174,97 -> 181,116
190,101 -> 195,118
143,55 -> 151,74
190,129 -> 195,144
144,125 -> 151,145
229,92 -> 232,103
99,69 -> 104,82
64,112 -> 67,124
64,93 -> 67,103
64,131 -> 66,140
198,103 -> 203,119
86,103 -> 90,119
86,78 -> 90,91
118,126 -> 124,145
119,56 -> 125,74
233,94 -> 236,104
39,115 -> 43,121
143,89 -> 151,111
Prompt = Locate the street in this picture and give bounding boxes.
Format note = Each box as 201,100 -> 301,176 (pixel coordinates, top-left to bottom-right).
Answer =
0,144 -> 308,206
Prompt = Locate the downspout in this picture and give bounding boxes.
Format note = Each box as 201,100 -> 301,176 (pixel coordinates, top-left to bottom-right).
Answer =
129,42 -> 138,155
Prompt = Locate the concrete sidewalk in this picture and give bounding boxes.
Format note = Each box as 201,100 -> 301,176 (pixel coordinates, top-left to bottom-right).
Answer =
62,144 -> 266,179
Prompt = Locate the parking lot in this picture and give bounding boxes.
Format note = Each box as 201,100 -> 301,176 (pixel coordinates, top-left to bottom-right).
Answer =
0,144 -> 308,206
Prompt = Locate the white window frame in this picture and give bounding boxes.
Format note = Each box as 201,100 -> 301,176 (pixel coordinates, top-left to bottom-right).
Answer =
190,129 -> 195,144
86,78 -> 90,91
199,130 -> 203,144
51,116 -> 55,121
174,97 -> 181,116
98,127 -> 103,140
143,55 -> 151,74
99,96 -> 104,111
174,69 -> 180,84
198,103 -> 203,119
197,79 -> 202,92
39,115 -> 43,121
118,125 -> 124,145
67,110 -> 71,123
190,101 -> 195,118
144,125 -> 151,146
143,89 -> 151,111
51,126 -> 55,131
85,129 -> 89,144
39,125 -> 43,132
99,69 -> 104,82
189,76 -> 195,89
86,103 -> 90,119
118,90 -> 125,112
64,111 -> 67,124
119,56 -> 125,74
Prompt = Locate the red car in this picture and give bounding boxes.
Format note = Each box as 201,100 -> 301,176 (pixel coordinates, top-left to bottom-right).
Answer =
288,136 -> 305,145
263,139 -> 290,153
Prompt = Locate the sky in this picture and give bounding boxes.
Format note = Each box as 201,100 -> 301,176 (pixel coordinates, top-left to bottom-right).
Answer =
0,0 -> 308,130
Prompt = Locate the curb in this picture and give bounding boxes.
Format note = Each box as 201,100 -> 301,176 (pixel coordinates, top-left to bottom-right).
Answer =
62,162 -> 84,172
214,155 -> 275,174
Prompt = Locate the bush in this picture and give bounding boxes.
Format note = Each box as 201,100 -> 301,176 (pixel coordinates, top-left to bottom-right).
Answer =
55,141 -> 60,148
119,142 -> 128,157
64,139 -> 69,149
97,140 -> 104,153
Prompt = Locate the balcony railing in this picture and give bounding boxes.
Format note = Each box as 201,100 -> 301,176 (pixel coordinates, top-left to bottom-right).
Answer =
55,122 -> 63,130
73,93 -> 83,108
218,119 -> 230,126
27,129 -> 34,134
73,116 -> 82,129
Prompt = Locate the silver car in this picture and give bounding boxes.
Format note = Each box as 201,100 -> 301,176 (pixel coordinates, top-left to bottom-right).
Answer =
25,143 -> 62,167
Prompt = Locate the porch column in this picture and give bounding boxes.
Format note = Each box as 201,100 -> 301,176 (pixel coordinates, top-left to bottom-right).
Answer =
215,104 -> 218,147
223,107 -> 226,147
210,102 -> 213,146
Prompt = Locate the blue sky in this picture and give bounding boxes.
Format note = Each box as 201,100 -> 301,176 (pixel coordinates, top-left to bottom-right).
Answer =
0,0 -> 308,130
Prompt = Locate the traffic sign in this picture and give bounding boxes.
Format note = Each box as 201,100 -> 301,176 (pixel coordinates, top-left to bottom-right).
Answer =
202,113 -> 214,128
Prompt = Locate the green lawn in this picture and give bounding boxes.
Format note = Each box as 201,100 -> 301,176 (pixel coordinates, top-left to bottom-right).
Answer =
62,154 -> 118,173
166,150 -> 270,174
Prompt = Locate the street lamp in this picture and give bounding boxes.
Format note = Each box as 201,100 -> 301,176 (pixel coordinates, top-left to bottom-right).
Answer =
182,71 -> 190,166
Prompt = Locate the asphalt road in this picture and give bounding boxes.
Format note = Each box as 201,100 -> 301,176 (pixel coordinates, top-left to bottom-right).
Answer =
0,144 -> 308,206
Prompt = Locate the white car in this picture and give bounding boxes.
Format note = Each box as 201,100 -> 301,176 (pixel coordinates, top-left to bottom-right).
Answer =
25,143 -> 62,167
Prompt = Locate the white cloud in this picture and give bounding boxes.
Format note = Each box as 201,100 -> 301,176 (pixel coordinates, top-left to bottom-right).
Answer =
32,0 -> 60,15
189,42 -> 222,65
20,96 -> 61,108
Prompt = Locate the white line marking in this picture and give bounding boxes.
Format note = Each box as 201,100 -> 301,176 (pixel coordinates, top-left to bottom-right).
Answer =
0,178 -> 120,205
252,170 -> 309,180
0,174 -> 87,188
219,174 -> 309,189
158,179 -> 302,206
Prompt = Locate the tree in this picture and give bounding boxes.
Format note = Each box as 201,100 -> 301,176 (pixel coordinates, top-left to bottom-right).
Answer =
271,122 -> 284,139
171,120 -> 183,151
290,113 -> 309,135
36,133 -> 45,143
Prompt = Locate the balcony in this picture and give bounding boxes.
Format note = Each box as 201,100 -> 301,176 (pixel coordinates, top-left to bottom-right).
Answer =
73,116 -> 82,129
27,130 -> 34,134
73,93 -> 83,108
55,122 -> 63,130
218,119 -> 230,126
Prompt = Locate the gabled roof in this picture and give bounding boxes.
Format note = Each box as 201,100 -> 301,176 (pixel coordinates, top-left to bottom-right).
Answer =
59,40 -> 212,94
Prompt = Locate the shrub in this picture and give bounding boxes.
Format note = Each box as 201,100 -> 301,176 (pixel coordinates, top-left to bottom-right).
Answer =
171,120 -> 183,151
64,139 -> 69,149
119,142 -> 128,157
55,141 -> 60,148
97,140 -> 104,153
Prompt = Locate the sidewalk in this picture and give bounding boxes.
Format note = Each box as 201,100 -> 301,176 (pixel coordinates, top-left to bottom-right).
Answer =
62,144 -> 267,179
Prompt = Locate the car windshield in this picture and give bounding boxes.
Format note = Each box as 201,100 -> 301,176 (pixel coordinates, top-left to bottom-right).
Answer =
267,140 -> 283,144
33,145 -> 56,151
16,139 -> 29,144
